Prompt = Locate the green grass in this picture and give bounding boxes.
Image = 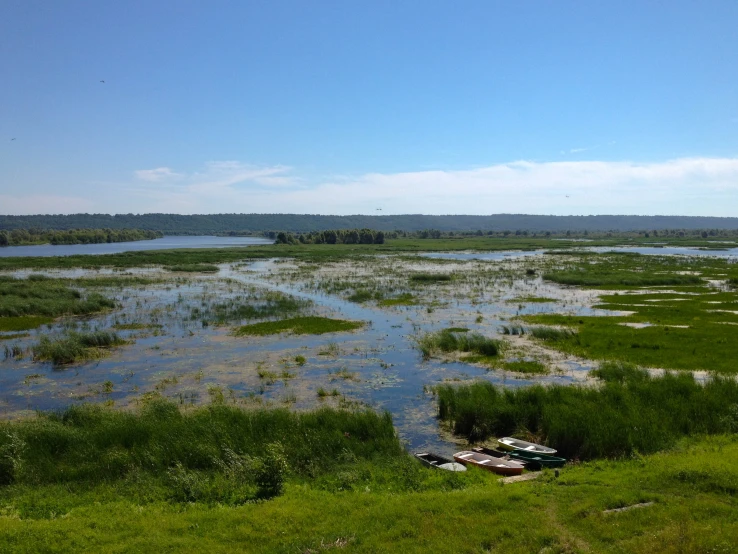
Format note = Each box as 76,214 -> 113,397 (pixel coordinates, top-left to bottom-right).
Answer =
377,293 -> 417,306
544,270 -> 703,287
528,326 -> 576,341
346,289 -> 376,303
0,315 -> 54,331
195,291 -> 310,325
435,363 -> 738,457
165,264 -> 220,272
508,296 -> 557,303
0,277 -> 116,318
0,410 -> 737,551
410,272 -> 453,283
33,331 -> 126,365
112,322 -> 162,330
233,316 -> 364,336
417,328 -> 501,359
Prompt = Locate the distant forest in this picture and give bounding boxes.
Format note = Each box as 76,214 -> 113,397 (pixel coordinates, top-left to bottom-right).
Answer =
0,228 -> 162,247
2,213 -> 738,234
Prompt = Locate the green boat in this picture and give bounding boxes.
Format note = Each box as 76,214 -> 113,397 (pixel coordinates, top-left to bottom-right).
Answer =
507,450 -> 566,470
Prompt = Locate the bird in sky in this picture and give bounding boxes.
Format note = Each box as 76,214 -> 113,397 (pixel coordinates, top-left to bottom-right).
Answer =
376,208 -> 382,211
10,138 -> 15,141
99,80 -> 105,84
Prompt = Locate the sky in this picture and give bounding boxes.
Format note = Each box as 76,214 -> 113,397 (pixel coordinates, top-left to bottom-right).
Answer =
1,0 -> 737,216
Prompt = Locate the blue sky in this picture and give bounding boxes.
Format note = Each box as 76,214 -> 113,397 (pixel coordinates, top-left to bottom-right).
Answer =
2,1 -> 737,215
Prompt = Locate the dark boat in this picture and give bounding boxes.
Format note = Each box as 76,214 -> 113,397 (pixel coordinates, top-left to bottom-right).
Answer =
415,452 -> 467,472
506,450 -> 567,470
453,450 -> 524,476
472,446 -> 528,467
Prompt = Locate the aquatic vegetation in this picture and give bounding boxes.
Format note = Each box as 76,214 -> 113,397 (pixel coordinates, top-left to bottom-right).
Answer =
33,331 -> 126,365
377,293 -> 417,306
528,326 -> 576,341
417,328 -> 501,359
195,291 -> 309,324
0,315 -> 54,331
166,264 -> 220,273
0,277 -> 115,317
233,316 -> 364,336
410,273 -> 453,283
499,360 -> 549,374
435,363 -> 738,459
508,296 -> 556,303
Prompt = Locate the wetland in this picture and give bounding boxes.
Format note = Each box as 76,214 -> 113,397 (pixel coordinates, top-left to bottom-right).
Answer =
1,237 -> 738,552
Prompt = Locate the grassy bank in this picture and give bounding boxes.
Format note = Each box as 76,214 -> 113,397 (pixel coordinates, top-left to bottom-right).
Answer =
435,363 -> 738,458
0,403 -> 737,551
0,276 -> 115,319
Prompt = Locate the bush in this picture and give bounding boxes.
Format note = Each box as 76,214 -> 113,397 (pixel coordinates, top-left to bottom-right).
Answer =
255,442 -> 289,499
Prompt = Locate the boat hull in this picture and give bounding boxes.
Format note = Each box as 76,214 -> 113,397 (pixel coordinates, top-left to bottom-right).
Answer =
497,437 -> 557,455
453,451 -> 524,476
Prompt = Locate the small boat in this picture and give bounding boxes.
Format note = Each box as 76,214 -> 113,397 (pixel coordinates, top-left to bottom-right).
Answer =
472,446 -> 529,467
506,450 -> 567,470
497,437 -> 557,455
415,452 -> 467,472
453,451 -> 524,476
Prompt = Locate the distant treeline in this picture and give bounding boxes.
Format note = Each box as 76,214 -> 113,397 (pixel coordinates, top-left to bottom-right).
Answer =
273,229 -> 385,245
3,213 -> 738,234
0,228 -> 163,247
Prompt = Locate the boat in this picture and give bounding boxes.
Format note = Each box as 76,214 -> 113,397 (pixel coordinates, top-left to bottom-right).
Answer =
472,446 -> 529,467
453,450 -> 524,476
497,437 -> 557,455
414,452 -> 467,472
505,450 -> 566,470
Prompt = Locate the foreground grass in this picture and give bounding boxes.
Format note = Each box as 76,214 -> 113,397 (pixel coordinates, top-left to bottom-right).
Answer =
0,423 -> 736,551
233,316 -> 364,336
435,363 -> 738,458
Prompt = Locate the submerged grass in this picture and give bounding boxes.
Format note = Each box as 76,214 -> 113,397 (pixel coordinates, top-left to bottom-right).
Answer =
233,316 -> 364,336
410,273 -> 453,283
377,293 -> 417,306
33,331 -> 126,365
435,362 -> 738,459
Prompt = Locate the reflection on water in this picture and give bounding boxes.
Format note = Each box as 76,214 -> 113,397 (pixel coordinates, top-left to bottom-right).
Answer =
0,235 -> 273,257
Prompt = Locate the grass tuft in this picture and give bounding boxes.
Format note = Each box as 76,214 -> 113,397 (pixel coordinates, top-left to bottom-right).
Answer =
234,317 -> 363,336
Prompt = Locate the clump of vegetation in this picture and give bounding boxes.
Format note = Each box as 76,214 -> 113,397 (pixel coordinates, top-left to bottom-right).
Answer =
435,363 -> 738,459
378,293 -> 417,306
0,402 -> 403,502
33,331 -> 126,364
0,315 -> 54,332
347,289 -> 376,303
417,328 -> 500,359
0,277 -> 115,318
295,355 -> 306,366
410,273 -> 453,283
500,325 -> 526,335
195,291 -> 309,324
166,264 -> 220,273
234,317 -> 363,336
529,326 -> 575,341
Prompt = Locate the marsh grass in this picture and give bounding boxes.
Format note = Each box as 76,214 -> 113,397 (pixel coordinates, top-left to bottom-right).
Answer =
33,331 -> 126,365
410,273 -> 453,283
377,293 -> 417,306
417,328 -> 501,359
197,292 -> 309,325
435,363 -> 738,458
0,277 -> 115,318
166,264 -> 220,273
529,326 -> 576,341
234,317 -> 363,336
0,315 -> 54,331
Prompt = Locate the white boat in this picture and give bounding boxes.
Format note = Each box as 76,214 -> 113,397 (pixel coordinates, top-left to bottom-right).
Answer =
497,437 -> 557,455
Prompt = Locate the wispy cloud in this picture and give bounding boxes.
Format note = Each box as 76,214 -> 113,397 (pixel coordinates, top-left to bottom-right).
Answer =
134,167 -> 183,182
4,157 -> 738,216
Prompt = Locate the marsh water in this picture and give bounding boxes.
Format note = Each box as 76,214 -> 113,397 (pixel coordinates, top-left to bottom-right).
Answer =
1,247 -> 734,456
0,235 -> 273,257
